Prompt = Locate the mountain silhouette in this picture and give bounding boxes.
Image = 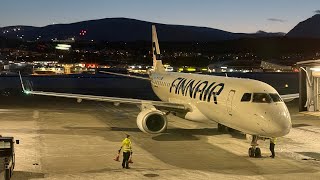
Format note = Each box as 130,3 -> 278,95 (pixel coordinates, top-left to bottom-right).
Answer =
0,18 -> 283,42
287,14 -> 320,38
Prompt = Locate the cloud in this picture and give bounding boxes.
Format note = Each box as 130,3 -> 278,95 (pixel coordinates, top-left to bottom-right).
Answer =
267,18 -> 286,23
314,10 -> 320,14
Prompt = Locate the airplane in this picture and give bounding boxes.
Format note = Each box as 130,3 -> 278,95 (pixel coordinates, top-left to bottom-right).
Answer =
19,25 -> 299,158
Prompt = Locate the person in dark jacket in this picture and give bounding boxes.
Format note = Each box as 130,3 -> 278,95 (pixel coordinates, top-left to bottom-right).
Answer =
269,137 -> 277,158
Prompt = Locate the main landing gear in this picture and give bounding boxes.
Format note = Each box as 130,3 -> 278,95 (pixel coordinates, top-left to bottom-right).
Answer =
248,135 -> 261,158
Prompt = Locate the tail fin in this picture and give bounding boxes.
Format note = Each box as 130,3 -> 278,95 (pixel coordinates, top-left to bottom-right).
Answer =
152,25 -> 165,72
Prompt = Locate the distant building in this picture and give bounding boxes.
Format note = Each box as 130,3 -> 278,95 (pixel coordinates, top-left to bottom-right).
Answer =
59,64 -> 73,74
207,60 -> 262,73
1,62 -> 33,74
260,60 -> 292,72
52,38 -> 75,43
127,65 -> 152,74
71,66 -> 88,74
33,66 -> 64,75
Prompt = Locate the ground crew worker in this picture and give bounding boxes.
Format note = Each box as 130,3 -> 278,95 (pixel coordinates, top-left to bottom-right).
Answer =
269,137 -> 277,158
119,134 -> 132,169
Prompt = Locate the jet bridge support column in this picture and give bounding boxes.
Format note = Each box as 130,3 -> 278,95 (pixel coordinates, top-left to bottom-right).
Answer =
306,67 -> 315,111
299,68 -> 307,112
314,77 -> 319,111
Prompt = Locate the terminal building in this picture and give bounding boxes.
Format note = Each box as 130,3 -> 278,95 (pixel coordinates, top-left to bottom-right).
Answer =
207,60 -> 262,73
260,60 -> 292,72
207,60 -> 293,73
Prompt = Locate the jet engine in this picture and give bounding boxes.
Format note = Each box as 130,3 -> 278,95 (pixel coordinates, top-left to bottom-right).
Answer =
136,109 -> 167,134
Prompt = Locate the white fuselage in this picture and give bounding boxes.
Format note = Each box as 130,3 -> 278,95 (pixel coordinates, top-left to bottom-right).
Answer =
150,71 -> 291,137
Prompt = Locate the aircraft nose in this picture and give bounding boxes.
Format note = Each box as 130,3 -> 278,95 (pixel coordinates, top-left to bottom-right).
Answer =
272,110 -> 292,136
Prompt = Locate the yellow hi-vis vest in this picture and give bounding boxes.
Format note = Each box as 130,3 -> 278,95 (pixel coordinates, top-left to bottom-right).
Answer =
121,138 -> 132,152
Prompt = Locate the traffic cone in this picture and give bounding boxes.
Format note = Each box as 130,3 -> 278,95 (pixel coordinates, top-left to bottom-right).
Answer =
113,153 -> 120,162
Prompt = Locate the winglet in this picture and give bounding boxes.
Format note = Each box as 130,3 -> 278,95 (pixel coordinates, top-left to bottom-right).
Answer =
280,93 -> 299,102
18,71 -> 30,94
18,71 -> 26,91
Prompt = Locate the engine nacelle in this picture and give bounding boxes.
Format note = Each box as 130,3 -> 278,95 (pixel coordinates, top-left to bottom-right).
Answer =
136,109 -> 167,134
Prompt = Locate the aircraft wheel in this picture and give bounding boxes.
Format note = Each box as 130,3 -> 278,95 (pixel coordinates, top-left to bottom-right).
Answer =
248,147 -> 255,157
254,147 -> 261,158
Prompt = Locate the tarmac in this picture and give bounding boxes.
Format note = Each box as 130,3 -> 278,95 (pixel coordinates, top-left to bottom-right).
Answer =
0,96 -> 320,180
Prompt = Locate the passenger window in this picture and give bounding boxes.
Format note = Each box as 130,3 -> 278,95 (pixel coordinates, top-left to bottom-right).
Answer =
241,93 -> 252,102
269,93 -> 282,102
253,93 -> 272,103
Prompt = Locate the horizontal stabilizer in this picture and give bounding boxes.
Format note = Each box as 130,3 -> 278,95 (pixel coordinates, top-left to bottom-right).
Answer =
280,93 -> 299,102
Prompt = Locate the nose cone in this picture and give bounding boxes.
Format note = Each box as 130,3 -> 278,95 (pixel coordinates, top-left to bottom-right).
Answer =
270,107 -> 292,137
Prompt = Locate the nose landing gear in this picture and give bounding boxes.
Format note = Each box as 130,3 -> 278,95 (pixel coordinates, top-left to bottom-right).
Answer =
248,135 -> 261,158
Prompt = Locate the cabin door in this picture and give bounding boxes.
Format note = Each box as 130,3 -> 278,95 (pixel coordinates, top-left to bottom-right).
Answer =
226,90 -> 235,115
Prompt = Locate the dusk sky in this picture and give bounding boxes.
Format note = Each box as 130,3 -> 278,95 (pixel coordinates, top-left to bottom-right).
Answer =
1,0 -> 320,33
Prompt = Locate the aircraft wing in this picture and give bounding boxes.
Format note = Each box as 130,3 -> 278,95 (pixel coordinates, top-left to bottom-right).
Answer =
19,73 -> 189,111
26,90 -> 188,110
280,93 -> 299,102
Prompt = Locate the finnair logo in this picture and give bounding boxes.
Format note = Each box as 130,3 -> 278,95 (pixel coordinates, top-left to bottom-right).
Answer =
152,42 -> 161,60
170,77 -> 224,104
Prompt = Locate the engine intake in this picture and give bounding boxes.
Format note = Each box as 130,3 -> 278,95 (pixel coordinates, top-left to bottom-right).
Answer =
137,109 -> 167,134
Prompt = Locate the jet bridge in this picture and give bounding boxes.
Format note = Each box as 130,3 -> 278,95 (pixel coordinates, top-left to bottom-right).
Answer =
297,59 -> 320,112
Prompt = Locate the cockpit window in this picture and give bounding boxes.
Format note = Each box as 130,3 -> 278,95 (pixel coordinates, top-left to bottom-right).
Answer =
269,93 -> 282,102
252,93 -> 272,103
241,93 -> 252,102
